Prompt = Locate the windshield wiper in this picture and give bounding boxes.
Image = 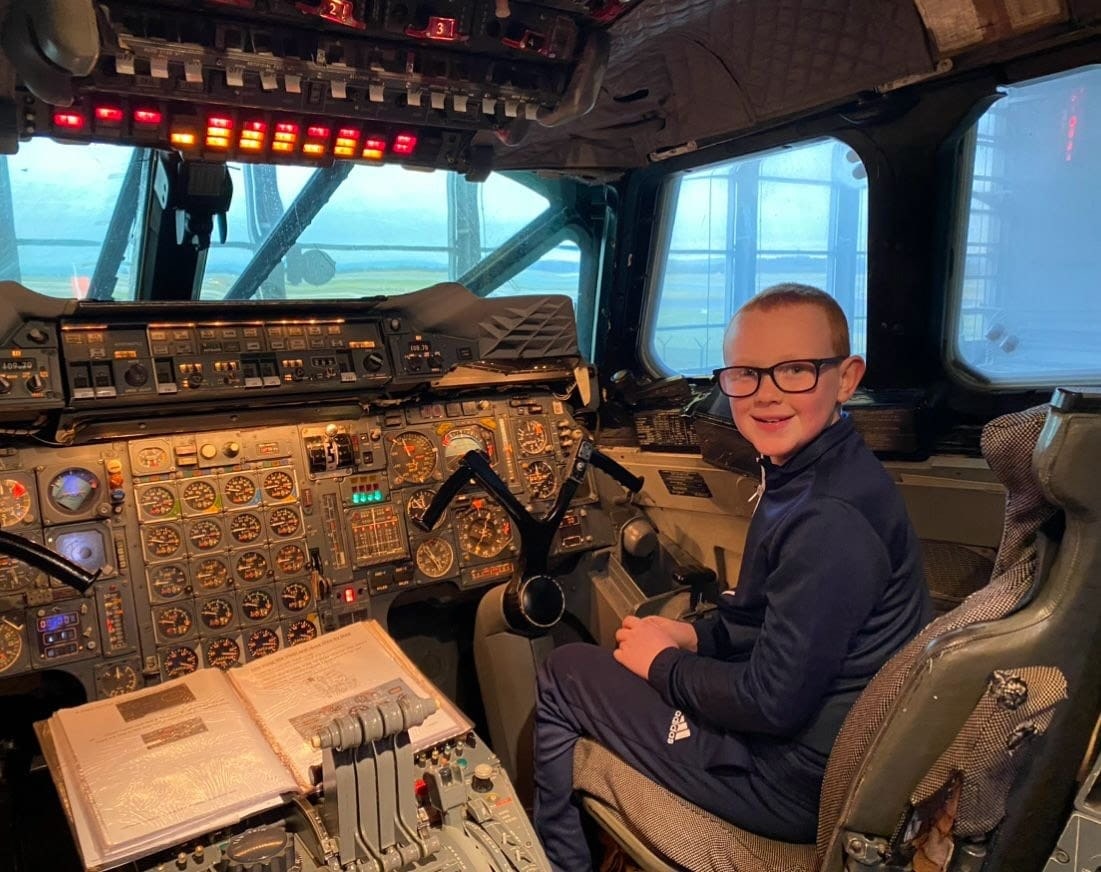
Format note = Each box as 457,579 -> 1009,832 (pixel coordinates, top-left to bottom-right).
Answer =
224,162 -> 353,301
88,149 -> 148,301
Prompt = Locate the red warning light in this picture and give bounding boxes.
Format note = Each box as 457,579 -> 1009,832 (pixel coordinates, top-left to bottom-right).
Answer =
342,587 -> 356,603
53,111 -> 85,130
392,133 -> 418,155
94,106 -> 124,123
362,136 -> 387,160
133,109 -> 163,125
307,125 -> 331,139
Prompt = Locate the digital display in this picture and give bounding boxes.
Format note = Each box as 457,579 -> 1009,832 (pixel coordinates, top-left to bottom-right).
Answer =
0,359 -> 34,372
38,613 -> 74,633
407,342 -> 431,354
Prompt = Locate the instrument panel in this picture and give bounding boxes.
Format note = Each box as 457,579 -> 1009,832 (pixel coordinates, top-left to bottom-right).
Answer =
0,391 -> 607,701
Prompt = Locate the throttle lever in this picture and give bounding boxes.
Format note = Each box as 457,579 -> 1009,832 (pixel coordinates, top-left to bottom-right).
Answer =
587,446 -> 644,493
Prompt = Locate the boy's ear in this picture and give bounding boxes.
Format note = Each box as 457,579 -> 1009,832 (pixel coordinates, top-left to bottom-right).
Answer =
836,355 -> 866,403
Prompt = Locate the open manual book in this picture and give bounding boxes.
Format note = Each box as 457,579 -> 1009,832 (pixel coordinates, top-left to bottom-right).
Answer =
39,620 -> 471,871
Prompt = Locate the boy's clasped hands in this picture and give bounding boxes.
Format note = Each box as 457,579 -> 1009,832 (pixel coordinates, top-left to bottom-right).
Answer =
613,615 -> 699,680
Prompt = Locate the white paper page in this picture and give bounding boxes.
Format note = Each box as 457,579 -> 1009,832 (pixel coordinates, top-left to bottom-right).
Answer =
228,621 -> 470,787
53,668 -> 297,859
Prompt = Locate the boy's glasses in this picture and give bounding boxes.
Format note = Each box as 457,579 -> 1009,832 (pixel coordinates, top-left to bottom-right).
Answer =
713,356 -> 847,398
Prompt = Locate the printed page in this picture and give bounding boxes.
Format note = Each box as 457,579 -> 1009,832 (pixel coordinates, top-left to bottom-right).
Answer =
228,620 -> 470,788
51,668 -> 297,868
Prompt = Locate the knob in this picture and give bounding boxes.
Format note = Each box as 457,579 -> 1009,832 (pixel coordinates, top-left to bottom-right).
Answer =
503,573 -> 565,635
186,371 -> 203,388
26,374 -> 45,393
363,352 -> 385,372
621,518 -> 657,558
0,376 -> 10,394
224,441 -> 241,458
472,763 -> 494,792
26,327 -> 49,344
199,443 -> 218,460
224,825 -> 294,872
124,363 -> 149,387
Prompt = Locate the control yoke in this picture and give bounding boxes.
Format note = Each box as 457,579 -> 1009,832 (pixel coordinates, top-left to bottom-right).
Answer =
0,529 -> 101,594
414,439 -> 642,634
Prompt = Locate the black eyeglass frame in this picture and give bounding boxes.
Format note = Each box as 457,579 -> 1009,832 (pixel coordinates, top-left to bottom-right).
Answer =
712,356 -> 849,398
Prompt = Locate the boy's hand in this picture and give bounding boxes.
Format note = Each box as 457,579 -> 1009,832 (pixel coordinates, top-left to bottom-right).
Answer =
614,615 -> 677,680
638,615 -> 698,652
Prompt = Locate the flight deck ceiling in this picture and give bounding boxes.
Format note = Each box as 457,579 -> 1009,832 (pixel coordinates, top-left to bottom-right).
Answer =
0,0 -> 1100,175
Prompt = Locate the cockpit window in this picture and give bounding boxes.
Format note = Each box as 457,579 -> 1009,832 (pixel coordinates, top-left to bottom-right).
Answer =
201,164 -> 578,308
0,140 -> 146,300
643,138 -> 869,376
948,65 -> 1101,387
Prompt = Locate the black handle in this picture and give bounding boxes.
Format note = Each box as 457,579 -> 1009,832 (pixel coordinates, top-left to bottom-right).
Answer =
0,529 -> 101,593
588,447 -> 644,493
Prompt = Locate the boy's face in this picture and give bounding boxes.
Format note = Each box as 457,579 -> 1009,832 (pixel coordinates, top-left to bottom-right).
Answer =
723,303 -> 865,466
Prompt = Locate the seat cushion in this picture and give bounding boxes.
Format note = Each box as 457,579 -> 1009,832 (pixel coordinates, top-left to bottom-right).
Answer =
574,739 -> 817,872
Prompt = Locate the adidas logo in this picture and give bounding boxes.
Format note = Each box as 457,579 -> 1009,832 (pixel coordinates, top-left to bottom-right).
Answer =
666,710 -> 691,744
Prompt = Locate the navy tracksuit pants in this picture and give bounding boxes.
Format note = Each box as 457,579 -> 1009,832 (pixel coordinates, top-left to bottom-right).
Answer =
533,643 -> 819,871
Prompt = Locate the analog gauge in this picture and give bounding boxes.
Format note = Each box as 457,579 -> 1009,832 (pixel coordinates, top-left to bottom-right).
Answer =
194,557 -> 230,591
262,470 -> 296,501
135,445 -> 170,472
456,503 -> 512,559
97,663 -> 139,697
148,564 -> 189,600
406,488 -> 444,527
441,426 -> 496,471
222,474 -> 258,506
241,589 -> 274,622
205,637 -> 241,670
235,551 -> 269,583
182,479 -> 218,513
163,645 -> 199,678
268,506 -> 301,538
138,485 -> 177,519
155,605 -> 193,639
280,581 -> 312,612
0,618 -> 24,674
286,618 -> 318,646
48,468 -> 101,514
523,460 -> 557,501
246,628 -> 280,658
229,512 -> 263,544
200,597 -> 234,630
415,537 -> 456,579
515,419 -> 550,456
387,433 -> 437,485
0,478 -> 33,528
143,524 -> 183,560
187,518 -> 223,552
275,543 -> 308,576
0,556 -> 36,593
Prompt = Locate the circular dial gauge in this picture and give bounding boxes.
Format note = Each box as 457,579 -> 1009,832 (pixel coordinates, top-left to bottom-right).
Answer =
415,538 -> 456,579
222,475 -> 257,506
139,485 -> 177,519
0,478 -> 33,527
0,555 -> 37,593
281,581 -> 312,612
194,557 -> 230,591
0,618 -> 24,673
135,445 -> 169,472
441,426 -> 497,471
182,480 -> 218,513
155,606 -> 193,639
187,519 -> 223,551
48,468 -> 101,514
523,460 -> 557,501
268,507 -> 301,538
149,564 -> 189,600
98,663 -> 139,697
163,646 -> 199,678
263,470 -> 296,501
144,525 -> 183,560
246,628 -> 280,658
455,503 -> 512,559
200,597 -> 234,630
229,512 -> 263,544
515,419 -> 549,456
388,433 -> 437,485
406,488 -> 444,527
235,551 -> 269,583
275,543 -> 307,576
206,637 -> 241,670
286,619 -> 318,646
241,589 -> 274,622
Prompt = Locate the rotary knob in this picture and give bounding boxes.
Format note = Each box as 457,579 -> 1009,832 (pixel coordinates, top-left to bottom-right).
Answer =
471,763 -> 495,792
199,443 -> 218,460
223,824 -> 295,872
0,376 -> 11,395
124,363 -> 149,387
363,351 -> 385,372
224,441 -> 241,458
25,374 -> 45,393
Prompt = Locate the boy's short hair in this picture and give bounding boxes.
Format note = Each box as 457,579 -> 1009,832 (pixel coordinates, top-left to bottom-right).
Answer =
735,283 -> 851,357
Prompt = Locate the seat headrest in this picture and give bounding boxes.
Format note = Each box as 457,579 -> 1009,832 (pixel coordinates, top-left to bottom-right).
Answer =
980,405 -> 1056,576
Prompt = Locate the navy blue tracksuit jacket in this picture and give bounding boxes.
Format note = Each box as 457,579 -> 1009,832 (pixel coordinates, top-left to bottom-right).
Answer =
534,415 -> 932,870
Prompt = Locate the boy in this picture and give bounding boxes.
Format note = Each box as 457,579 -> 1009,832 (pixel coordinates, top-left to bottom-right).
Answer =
533,284 -> 931,870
